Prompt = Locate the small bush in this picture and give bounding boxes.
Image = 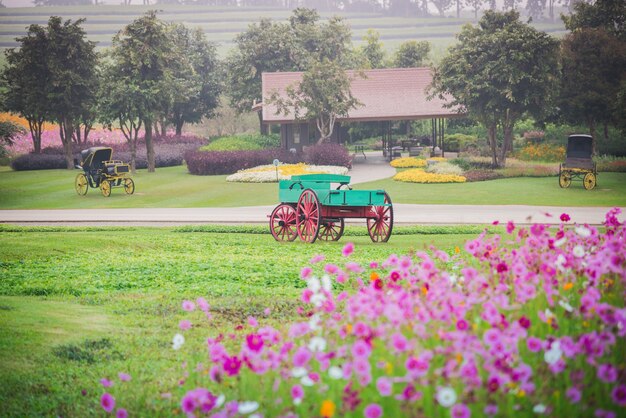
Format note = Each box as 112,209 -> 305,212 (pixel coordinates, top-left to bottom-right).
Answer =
11,153 -> 71,170
425,161 -> 465,176
443,133 -> 477,153
185,149 -> 300,175
463,169 -> 505,182
516,143 -> 565,162
304,143 -> 352,168
200,134 -> 279,151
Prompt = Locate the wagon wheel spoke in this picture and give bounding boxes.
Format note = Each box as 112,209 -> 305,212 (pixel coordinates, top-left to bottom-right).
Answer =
296,189 -> 320,243
367,192 -> 393,243
269,204 -> 298,242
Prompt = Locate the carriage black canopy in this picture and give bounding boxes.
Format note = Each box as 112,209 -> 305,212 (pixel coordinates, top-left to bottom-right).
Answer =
566,135 -> 593,159
80,147 -> 113,170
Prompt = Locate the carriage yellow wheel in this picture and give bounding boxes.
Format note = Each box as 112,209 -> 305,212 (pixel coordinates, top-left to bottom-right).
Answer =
124,178 -> 135,195
75,173 -> 88,195
100,180 -> 112,197
583,172 -> 596,190
559,172 -> 571,188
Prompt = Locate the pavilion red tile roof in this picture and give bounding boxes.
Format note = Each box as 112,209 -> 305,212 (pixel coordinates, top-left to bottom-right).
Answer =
260,67 -> 460,123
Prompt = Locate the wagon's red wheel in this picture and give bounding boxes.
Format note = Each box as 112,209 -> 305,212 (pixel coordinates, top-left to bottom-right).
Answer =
269,204 -> 298,242
296,189 -> 321,243
367,192 -> 393,243
318,219 -> 344,241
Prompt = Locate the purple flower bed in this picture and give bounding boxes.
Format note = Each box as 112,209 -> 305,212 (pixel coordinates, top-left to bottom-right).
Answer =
185,149 -> 301,175
10,134 -> 206,171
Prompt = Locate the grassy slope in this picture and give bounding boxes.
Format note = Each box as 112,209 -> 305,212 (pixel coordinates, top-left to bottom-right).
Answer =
1,165 -> 625,209
0,227 -> 476,416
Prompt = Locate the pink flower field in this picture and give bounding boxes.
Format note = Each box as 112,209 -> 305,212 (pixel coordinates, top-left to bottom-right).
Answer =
7,128 -> 134,156
99,209 -> 626,417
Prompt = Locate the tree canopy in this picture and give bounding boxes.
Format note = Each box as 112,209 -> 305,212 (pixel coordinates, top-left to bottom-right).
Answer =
432,10 -> 560,168
392,40 -> 430,68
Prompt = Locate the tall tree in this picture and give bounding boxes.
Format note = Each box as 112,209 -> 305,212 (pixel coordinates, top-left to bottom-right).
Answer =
432,11 -> 560,167
167,24 -> 221,136
109,11 -> 176,172
392,40 -> 430,67
1,24 -> 50,154
559,28 -> 626,153
360,29 -> 386,69
270,59 -> 362,143
562,0 -> 625,40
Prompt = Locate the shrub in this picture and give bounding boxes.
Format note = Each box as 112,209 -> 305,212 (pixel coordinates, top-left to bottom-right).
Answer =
304,143 -> 352,168
516,143 -> 565,162
595,155 -> 626,172
463,169 -> 505,182
11,153 -> 71,170
425,161 -> 465,176
185,149 -> 300,176
393,168 -> 466,183
390,157 -> 426,168
443,133 -> 477,153
200,134 -> 279,152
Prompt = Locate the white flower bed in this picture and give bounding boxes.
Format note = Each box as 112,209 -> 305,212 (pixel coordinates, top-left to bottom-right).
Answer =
226,164 -> 349,183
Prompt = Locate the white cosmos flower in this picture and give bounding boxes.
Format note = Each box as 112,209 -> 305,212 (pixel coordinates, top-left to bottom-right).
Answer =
300,375 -> 314,386
559,300 -> 574,313
172,333 -> 185,350
555,254 -> 567,271
328,366 -> 343,380
544,346 -> 562,365
533,404 -> 546,414
321,274 -> 332,292
309,313 -> 321,331
575,226 -> 591,238
448,275 -> 458,285
436,387 -> 457,408
572,245 -> 585,258
237,401 -> 259,415
307,277 -> 321,293
308,336 -> 327,353
291,367 -> 308,378
310,293 -> 325,308
215,394 -> 225,408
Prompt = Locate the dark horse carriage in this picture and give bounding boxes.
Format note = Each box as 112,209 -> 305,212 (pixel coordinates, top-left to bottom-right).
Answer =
74,147 -> 135,197
558,134 -> 597,190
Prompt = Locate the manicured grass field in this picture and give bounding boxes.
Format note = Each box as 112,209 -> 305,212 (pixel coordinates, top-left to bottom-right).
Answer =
0,226 -> 478,416
1,165 -> 625,209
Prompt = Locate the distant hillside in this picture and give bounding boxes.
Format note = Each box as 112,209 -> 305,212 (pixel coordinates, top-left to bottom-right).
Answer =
0,4 -> 566,61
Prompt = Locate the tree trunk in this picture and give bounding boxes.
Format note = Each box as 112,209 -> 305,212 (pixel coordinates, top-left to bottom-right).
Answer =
130,138 -> 137,174
500,119 -> 515,167
144,120 -> 156,172
28,119 -> 42,154
456,0 -> 460,18
488,123 -> 498,168
258,111 -> 268,135
176,120 -> 184,136
588,117 -> 596,155
60,121 -> 75,170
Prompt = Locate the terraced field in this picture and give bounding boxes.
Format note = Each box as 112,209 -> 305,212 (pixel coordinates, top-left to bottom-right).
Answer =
0,5 -> 567,59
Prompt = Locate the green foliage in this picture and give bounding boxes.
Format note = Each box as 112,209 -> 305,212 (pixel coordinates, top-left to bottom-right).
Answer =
443,133 -> 477,152
392,40 -> 430,68
360,29 -> 386,69
432,11 -> 560,168
199,134 -> 279,151
562,0 -> 626,41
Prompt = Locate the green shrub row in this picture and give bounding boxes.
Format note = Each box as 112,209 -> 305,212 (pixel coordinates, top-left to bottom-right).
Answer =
200,134 -> 280,151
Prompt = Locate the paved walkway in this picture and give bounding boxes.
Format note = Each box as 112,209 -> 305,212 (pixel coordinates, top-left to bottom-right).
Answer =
0,151 -> 623,226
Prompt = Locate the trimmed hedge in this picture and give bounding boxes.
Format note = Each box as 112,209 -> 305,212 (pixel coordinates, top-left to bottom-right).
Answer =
10,134 -> 206,171
304,143 -> 352,168
185,149 -> 300,175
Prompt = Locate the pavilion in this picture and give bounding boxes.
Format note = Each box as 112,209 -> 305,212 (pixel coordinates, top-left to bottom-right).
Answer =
256,67 -> 462,158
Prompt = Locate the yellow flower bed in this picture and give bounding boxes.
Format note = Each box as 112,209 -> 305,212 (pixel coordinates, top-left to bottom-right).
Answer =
390,157 -> 426,168
227,163 -> 348,182
393,168 -> 466,183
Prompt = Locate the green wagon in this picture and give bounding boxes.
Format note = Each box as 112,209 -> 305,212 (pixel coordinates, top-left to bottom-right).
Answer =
268,174 -> 393,243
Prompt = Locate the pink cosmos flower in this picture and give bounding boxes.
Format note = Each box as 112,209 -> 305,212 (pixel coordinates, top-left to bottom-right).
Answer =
484,404 -> 498,416
246,334 -> 264,353
611,384 -> 626,406
506,221 -> 515,234
248,316 -> 258,327
223,356 -> 242,376
179,320 -> 192,330
101,393 -> 115,413
376,377 -> 392,396
116,409 -> 128,418
182,300 -> 195,312
325,264 -> 339,274
518,316 -> 531,329
597,364 -> 618,383
595,409 -> 616,418
456,319 -> 469,331
391,333 -> 408,352
451,403 -> 471,418
118,373 -> 131,382
293,346 -> 312,367
566,387 -> 582,404
560,213 -> 571,222
300,267 -> 313,279
310,255 -> 325,264
364,403 -> 383,418
352,339 -> 371,358
100,378 -> 113,388
342,242 -> 354,257
291,384 -> 304,403
526,337 -> 542,352
196,297 -> 209,312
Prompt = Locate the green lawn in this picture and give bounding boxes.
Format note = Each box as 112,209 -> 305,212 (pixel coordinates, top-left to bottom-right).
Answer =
0,227 -> 477,416
1,165 -> 625,209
